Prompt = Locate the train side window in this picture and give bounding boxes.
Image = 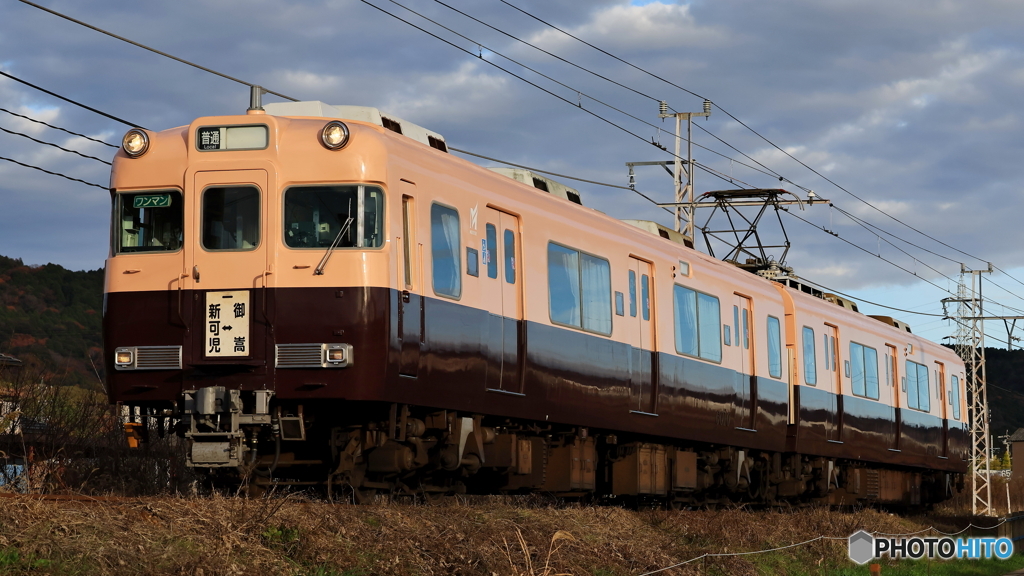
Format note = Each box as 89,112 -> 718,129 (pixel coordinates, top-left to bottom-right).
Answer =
203,186 -> 260,251
724,325 -> 732,346
466,247 -> 479,277
951,375 -> 961,420
767,316 -> 782,379
742,308 -> 749,349
504,229 -> 516,284
802,327 -> 817,385
485,224 -> 498,279
641,274 -> 651,321
849,342 -> 880,400
905,360 -> 931,411
733,306 -> 740,350
673,285 -> 722,363
823,333 -> 830,371
115,190 -> 183,253
430,203 -> 461,299
628,270 -> 637,317
615,292 -> 624,316
547,243 -> 612,335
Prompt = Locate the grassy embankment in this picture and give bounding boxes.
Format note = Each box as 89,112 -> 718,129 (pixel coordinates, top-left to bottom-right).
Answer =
0,495 -> 1022,576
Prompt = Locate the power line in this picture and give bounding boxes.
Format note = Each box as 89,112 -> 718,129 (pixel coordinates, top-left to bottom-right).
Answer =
16,0 -> 298,103
0,155 -> 106,190
494,0 -> 1021,279
0,125 -> 112,165
0,69 -> 144,129
0,107 -> 117,148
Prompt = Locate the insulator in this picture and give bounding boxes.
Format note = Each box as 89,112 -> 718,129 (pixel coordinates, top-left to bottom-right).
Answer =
703,99 -> 712,115
659,100 -> 668,115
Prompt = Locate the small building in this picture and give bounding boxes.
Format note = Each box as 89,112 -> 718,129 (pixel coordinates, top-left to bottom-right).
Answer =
1010,428 -> 1024,478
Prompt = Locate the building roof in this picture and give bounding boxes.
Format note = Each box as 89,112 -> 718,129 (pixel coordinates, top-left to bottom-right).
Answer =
1009,428 -> 1024,443
0,353 -> 22,368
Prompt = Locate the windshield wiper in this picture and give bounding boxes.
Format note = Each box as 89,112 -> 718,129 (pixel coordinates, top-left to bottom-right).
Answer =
314,201 -> 355,275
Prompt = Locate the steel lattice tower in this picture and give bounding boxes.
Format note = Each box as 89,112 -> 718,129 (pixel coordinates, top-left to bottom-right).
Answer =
954,267 -> 992,516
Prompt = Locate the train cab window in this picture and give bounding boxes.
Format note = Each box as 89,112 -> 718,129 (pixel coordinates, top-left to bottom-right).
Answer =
628,270 -> 637,317
284,185 -> 384,249
673,285 -> 722,363
430,204 -> 462,299
905,360 -> 930,412
547,243 -> 611,335
115,191 -> 183,253
802,327 -> 817,385
504,229 -> 516,284
767,316 -> 782,379
950,375 -> 962,420
202,186 -> 260,251
849,342 -> 879,400
466,247 -> 479,277
485,225 -> 498,279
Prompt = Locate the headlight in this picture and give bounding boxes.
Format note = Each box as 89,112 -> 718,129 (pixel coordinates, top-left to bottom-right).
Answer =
320,121 -> 349,150
326,345 -> 347,364
115,348 -> 134,366
122,129 -> 150,158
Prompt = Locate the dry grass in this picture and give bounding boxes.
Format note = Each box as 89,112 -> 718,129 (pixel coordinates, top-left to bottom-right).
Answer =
0,494 -> 968,576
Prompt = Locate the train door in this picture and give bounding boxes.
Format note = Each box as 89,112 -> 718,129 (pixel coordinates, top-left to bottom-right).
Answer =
186,170 -> 272,379
733,295 -> 755,430
499,211 -> 523,393
936,361 -> 948,457
886,344 -> 899,451
825,324 -> 840,442
481,208 -> 523,393
629,258 -> 657,414
397,187 -> 422,378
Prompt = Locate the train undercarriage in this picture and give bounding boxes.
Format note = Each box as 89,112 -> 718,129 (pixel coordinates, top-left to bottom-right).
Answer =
127,387 -> 960,508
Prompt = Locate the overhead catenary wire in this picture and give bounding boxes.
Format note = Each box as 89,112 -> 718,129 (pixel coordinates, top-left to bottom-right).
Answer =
0,155 -> 106,190
494,0 -> 1024,284
15,0 -> 298,103
0,107 -> 117,148
0,69 -> 144,129
0,125 -> 112,165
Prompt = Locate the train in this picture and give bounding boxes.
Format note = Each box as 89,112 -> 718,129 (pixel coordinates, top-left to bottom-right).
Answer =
104,94 -> 968,506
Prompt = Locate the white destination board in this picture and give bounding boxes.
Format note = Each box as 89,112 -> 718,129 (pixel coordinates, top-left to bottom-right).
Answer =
205,290 -> 250,357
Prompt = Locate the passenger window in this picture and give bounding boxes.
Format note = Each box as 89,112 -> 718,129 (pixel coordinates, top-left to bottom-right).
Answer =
724,325 -> 732,346
485,224 -> 498,279
547,243 -> 611,335
615,292 -> 624,316
466,247 -> 479,277
628,270 -> 637,317
673,285 -> 721,362
905,360 -> 930,411
641,274 -> 651,321
504,229 -> 516,284
202,186 -> 260,251
802,327 -> 817,385
849,342 -> 879,400
951,375 -> 961,420
430,204 -> 461,298
767,316 -> 782,379
116,191 -> 183,253
284,185 -> 385,249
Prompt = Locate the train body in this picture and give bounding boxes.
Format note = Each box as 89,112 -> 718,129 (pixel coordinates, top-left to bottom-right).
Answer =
104,100 -> 967,505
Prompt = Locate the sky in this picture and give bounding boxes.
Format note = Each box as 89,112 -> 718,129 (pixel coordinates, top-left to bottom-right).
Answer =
1,0 -> 1024,346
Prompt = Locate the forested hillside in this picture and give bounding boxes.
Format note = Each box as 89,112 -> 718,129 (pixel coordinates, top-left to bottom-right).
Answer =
0,254 -> 104,389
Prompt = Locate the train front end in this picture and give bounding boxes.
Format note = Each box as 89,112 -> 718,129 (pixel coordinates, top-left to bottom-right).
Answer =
104,107 -> 394,471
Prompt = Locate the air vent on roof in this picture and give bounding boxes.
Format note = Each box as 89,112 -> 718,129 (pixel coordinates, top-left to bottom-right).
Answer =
381,117 -> 403,134
565,190 -> 581,205
532,177 -> 549,192
488,168 -> 583,205
869,315 -> 913,333
824,293 -> 859,313
427,135 -> 448,152
621,220 -> 694,248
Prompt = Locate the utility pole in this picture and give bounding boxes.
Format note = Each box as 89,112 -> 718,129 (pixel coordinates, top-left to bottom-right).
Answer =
943,264 -> 994,515
658,100 -> 710,238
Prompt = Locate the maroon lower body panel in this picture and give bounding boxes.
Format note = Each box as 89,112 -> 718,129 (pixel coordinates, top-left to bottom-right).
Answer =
105,286 -> 964,473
